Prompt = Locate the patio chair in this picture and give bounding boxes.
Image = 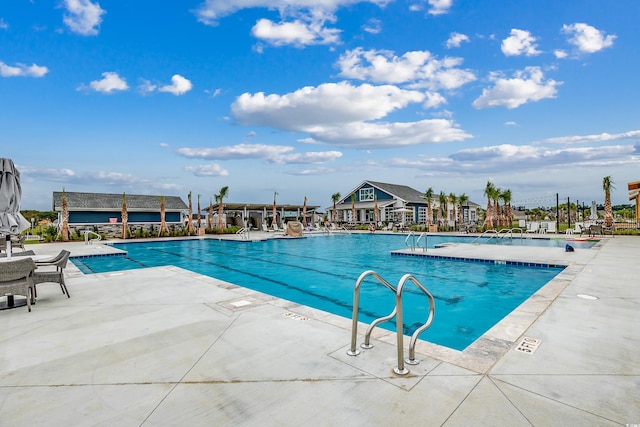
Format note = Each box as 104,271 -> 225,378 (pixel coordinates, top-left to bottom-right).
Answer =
588,224 -> 603,237
525,222 -> 539,233
0,257 -> 36,312
31,250 -> 71,302
10,234 -> 26,251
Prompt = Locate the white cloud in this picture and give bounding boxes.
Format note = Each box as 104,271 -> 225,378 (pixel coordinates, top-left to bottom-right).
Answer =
193,0 -> 390,25
233,81 -> 424,127
251,18 -> 340,46
231,81 -> 471,148
541,130 -> 640,145
268,150 -> 343,164
336,48 -> 475,90
505,121 -> 518,126
0,62 -> 48,77
177,143 -> 342,165
62,0 -> 106,36
562,23 -> 615,54
446,32 -> 469,48
301,119 -> 471,148
178,144 -> 295,160
423,91 -> 447,108
427,0 -> 452,15
0,19 -> 8,30
367,143 -> 639,177
448,144 -> 637,171
363,18 -> 381,34
83,72 -> 129,94
184,164 -> 229,177
472,67 -> 560,109
554,49 -> 568,59
158,74 -> 193,95
501,29 -> 541,56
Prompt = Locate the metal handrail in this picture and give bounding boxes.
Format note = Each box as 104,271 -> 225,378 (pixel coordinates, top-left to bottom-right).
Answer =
235,227 -> 249,240
396,274 -> 435,370
404,231 -> 427,252
471,229 -> 497,244
347,270 -> 435,376
84,230 -> 102,245
347,270 -> 397,356
471,228 -> 524,244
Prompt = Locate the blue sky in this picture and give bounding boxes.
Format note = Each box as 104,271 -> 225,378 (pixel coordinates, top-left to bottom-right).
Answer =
2,0 -> 638,211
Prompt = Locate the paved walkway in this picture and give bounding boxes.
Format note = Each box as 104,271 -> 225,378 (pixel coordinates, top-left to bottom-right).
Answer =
0,234 -> 638,426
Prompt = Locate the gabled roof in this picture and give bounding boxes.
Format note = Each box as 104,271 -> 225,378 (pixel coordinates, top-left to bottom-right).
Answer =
52,192 -> 187,211
340,180 -> 426,204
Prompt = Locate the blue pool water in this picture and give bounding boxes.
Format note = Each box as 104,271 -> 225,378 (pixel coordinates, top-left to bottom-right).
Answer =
72,234 -> 566,351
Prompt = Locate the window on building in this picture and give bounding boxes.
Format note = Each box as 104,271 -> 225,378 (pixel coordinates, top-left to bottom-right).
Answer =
359,188 -> 374,201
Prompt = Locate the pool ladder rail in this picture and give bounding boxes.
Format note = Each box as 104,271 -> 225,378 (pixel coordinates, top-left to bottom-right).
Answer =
470,227 -> 524,244
83,230 -> 102,245
404,231 -> 427,252
347,270 -> 435,375
235,227 -> 250,240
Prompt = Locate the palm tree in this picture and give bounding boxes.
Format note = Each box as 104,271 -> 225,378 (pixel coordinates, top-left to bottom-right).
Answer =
331,192 -> 341,223
61,188 -> 69,242
500,189 -> 512,228
438,191 -> 447,227
492,186 -> 501,228
483,181 -> 495,229
197,194 -> 201,230
187,191 -> 193,234
448,193 -> 457,227
424,187 -> 434,227
603,176 -> 614,227
207,197 -> 213,230
121,193 -> 129,239
458,193 -> 469,225
215,186 -> 229,229
159,195 -> 169,236
351,193 -> 356,224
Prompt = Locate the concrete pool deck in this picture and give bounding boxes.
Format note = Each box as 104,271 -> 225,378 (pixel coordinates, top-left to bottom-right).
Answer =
1,234 -> 638,426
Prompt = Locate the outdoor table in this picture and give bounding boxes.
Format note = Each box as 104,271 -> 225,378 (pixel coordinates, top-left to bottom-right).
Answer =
0,254 -> 48,310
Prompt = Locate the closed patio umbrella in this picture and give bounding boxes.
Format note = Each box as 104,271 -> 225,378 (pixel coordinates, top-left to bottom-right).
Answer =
0,158 -> 30,234
272,192 -> 278,227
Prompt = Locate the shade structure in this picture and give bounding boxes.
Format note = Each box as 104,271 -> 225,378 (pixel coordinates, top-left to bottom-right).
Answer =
0,158 -> 30,234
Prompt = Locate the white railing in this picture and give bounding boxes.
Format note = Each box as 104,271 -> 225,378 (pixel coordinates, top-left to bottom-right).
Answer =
84,231 -> 102,245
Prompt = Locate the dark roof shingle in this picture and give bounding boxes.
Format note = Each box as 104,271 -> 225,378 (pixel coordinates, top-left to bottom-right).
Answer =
52,192 -> 187,211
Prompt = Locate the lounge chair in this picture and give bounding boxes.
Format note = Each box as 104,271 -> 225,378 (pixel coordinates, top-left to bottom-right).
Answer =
0,257 -> 36,312
525,222 -> 539,233
31,250 -> 71,302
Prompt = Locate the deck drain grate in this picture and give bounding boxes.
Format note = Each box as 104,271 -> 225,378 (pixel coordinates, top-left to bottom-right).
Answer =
515,337 -> 541,355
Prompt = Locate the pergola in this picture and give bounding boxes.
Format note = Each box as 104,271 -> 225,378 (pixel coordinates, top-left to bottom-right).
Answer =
208,202 -> 321,228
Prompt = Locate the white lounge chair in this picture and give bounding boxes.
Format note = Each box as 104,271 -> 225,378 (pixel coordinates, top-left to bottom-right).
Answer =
525,222 -> 539,233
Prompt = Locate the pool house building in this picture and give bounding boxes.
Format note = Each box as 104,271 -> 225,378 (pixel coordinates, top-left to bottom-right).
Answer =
52,191 -> 188,237
328,180 -> 480,227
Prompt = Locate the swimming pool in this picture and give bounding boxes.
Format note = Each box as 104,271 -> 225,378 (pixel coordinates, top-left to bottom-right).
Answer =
72,234 -> 565,351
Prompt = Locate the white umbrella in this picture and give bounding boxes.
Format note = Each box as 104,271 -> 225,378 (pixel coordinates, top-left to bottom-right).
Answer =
0,158 -> 30,233
589,200 -> 598,221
